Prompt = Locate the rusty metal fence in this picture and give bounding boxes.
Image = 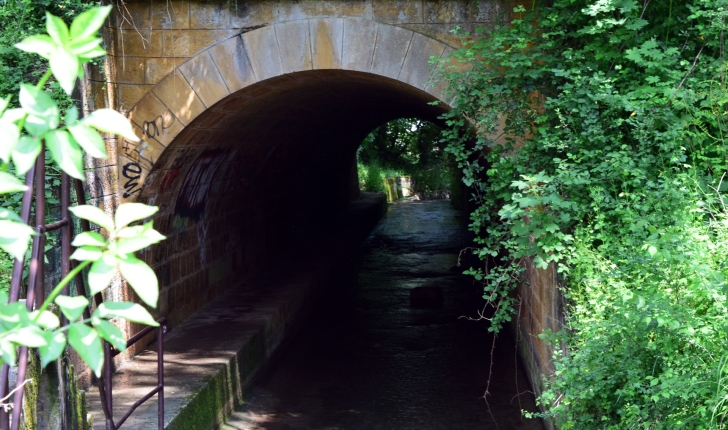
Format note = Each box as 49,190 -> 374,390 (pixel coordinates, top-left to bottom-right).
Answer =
0,150 -> 166,430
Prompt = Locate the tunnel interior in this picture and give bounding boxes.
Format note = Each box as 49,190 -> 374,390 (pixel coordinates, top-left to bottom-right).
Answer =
136,70 -> 450,324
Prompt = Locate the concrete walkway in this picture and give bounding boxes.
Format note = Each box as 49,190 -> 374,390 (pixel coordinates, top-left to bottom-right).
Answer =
87,193 -> 386,430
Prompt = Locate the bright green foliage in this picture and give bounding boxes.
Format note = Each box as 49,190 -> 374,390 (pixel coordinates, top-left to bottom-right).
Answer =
357,118 -> 456,196
439,0 -> 728,427
0,6 -> 165,379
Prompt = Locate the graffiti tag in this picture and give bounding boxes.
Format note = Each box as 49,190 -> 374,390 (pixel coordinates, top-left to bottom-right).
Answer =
142,114 -> 174,140
122,161 -> 143,198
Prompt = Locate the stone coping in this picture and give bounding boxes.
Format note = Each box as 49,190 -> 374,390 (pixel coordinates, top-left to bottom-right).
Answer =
87,192 -> 387,430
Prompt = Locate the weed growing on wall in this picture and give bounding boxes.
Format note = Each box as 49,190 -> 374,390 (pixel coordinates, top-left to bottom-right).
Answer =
439,0 -> 728,427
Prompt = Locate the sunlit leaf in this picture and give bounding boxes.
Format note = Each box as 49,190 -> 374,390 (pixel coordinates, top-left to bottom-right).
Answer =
45,12 -> 70,45
39,331 -> 66,367
69,205 -> 114,231
93,320 -> 127,351
77,47 -> 106,61
8,326 -> 48,347
118,256 -> 158,307
0,122 -> 19,163
67,37 -> 102,56
68,323 -> 103,376
54,295 -> 89,322
69,5 -> 112,40
65,106 -> 79,126
115,203 -> 159,229
82,109 -> 139,142
69,124 -> 107,159
0,172 -> 28,194
87,255 -> 116,296
14,35 -> 56,58
12,136 -> 42,175
19,84 -> 59,136
0,340 -> 16,366
71,231 -> 106,248
114,228 -> 165,255
0,219 -> 35,260
29,310 -> 60,329
93,302 -> 159,326
45,130 -> 84,179
70,246 -> 103,261
49,48 -> 80,95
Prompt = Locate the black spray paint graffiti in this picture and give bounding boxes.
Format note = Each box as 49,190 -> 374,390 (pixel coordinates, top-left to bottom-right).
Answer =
121,161 -> 143,198
142,114 -> 174,140
120,112 -> 174,199
174,148 -> 229,219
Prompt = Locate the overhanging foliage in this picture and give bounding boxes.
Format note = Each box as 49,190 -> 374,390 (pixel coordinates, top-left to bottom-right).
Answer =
439,0 -> 728,427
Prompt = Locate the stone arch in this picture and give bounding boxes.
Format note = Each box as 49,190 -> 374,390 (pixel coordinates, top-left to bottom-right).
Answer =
119,18 -> 453,203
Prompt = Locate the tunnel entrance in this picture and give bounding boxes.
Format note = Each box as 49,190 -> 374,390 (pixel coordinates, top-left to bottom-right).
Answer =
133,69 -> 451,326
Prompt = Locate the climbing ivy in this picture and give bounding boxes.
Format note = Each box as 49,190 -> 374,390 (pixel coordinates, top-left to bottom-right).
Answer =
438,0 -> 728,427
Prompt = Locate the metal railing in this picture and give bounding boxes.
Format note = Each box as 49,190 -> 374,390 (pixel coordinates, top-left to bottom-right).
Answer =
98,318 -> 167,430
0,150 -> 166,429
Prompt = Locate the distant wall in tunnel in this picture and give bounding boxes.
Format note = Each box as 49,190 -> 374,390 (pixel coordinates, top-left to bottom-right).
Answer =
80,1 -> 565,404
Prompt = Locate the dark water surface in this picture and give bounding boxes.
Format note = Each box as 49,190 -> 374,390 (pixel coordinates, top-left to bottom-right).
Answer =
222,200 -> 543,430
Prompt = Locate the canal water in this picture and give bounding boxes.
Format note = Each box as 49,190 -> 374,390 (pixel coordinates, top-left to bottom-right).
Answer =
222,200 -> 544,430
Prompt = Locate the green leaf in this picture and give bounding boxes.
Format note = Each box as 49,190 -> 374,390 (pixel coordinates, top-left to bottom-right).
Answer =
69,205 -> 114,231
45,12 -> 70,45
19,84 -> 59,136
0,172 -> 28,194
0,340 -> 16,366
70,246 -> 102,262
8,326 -> 48,347
115,203 -> 159,229
68,323 -> 103,376
71,231 -> 106,248
0,208 -> 22,223
69,6 -> 112,40
49,48 -> 80,95
12,136 -> 42,175
77,47 -> 106,61
115,226 -> 165,255
39,332 -> 66,367
94,302 -> 159,327
82,109 -> 140,142
118,256 -> 158,307
0,219 -> 35,260
29,310 -> 60,329
45,130 -> 84,179
0,301 -> 29,326
0,121 -> 19,162
14,34 -> 56,58
87,255 -> 116,296
55,295 -> 89,322
68,124 -> 107,159
647,245 -> 658,257
67,37 -> 102,56
65,106 -> 79,126
93,320 -> 127,351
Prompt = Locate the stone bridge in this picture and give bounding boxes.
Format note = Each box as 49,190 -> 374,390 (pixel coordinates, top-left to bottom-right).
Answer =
80,1 -> 562,427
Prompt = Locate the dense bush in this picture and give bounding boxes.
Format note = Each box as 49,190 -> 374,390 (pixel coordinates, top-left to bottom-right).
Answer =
439,0 -> 728,427
357,118 -> 457,197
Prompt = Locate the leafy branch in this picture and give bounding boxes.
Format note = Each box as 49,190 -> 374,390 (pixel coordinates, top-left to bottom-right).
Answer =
0,5 -> 164,379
